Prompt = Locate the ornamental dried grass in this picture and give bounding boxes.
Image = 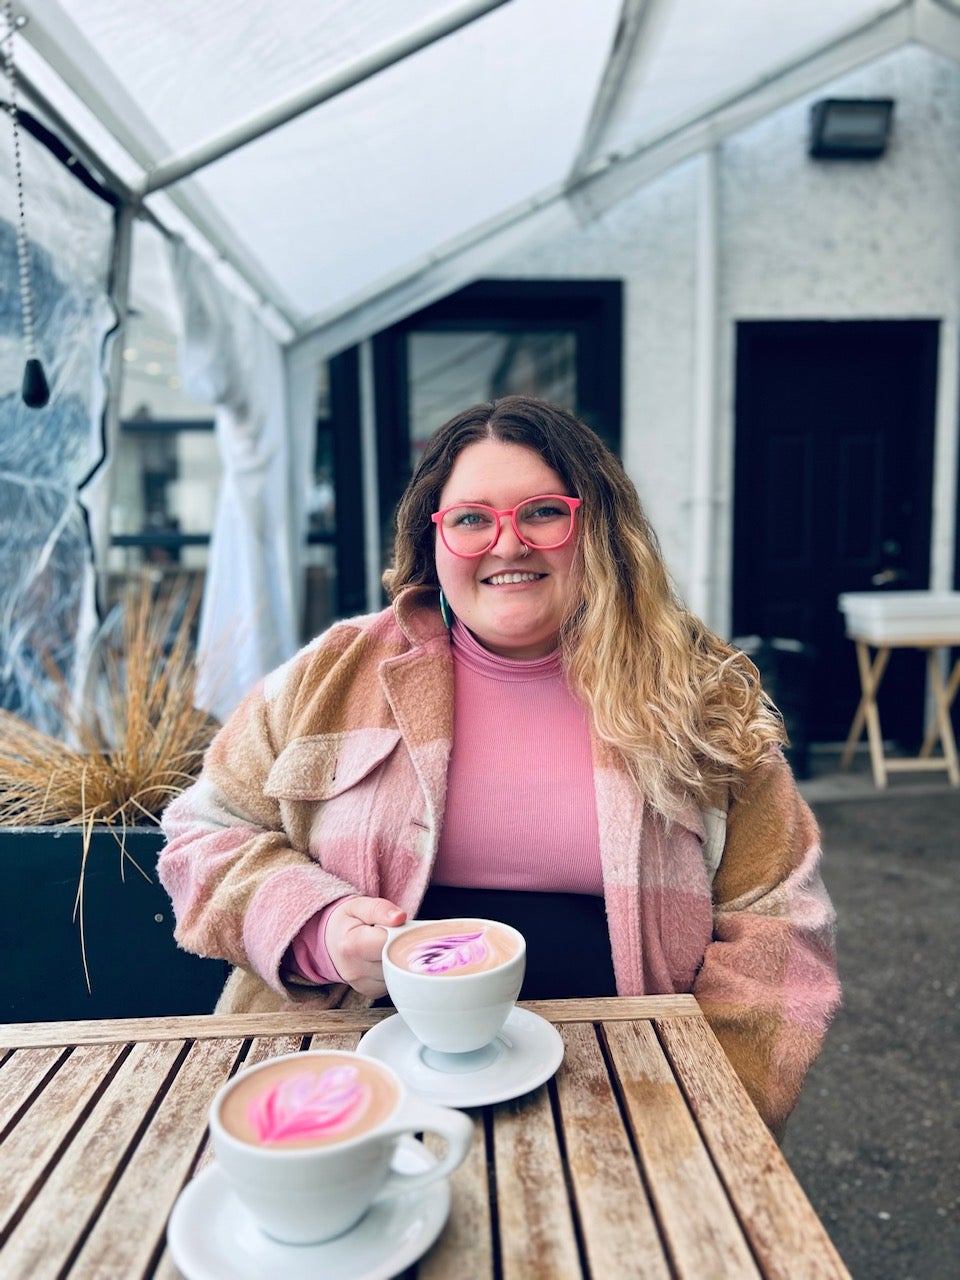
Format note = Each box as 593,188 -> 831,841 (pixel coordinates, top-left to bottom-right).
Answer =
0,577 -> 217,829
0,577 -> 219,991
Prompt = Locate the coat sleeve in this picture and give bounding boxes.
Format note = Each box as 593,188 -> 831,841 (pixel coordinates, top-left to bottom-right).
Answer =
692,753 -> 841,1137
157,659 -> 363,998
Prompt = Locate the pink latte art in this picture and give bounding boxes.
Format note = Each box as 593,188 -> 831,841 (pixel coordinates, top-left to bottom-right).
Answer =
387,919 -> 520,977
407,931 -> 488,974
247,1066 -> 368,1145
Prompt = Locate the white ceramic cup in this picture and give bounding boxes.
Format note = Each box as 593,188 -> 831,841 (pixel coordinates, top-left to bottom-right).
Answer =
208,1049 -> 473,1244
382,918 -> 526,1063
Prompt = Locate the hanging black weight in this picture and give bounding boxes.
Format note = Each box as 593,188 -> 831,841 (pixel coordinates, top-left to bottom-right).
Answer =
3,1 -> 50,409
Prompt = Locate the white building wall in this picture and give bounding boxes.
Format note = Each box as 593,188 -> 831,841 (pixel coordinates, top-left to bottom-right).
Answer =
488,44 -> 960,637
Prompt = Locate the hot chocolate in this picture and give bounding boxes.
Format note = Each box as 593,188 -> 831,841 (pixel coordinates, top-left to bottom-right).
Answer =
387,918 -> 519,977
218,1053 -> 398,1149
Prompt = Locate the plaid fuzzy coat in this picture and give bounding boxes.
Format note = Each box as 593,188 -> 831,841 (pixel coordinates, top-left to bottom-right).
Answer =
159,586 -> 840,1134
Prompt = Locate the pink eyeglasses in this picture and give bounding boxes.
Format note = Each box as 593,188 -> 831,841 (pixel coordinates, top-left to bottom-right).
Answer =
431,494 -> 581,558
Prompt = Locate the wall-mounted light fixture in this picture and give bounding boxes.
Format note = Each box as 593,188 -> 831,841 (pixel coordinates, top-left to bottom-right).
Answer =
809,98 -> 895,159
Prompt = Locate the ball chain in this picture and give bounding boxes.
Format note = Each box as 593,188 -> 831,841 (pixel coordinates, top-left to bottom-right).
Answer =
3,0 -> 48,406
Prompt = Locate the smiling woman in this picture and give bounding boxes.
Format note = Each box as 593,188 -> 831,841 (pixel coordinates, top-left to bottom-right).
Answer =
158,395 -> 841,1138
431,442 -> 582,660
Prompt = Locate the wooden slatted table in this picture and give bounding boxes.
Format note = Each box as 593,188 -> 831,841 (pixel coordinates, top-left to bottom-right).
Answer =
0,996 -> 850,1279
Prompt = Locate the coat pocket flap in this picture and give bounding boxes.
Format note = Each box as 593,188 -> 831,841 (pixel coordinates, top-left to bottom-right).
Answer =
264,729 -> 401,801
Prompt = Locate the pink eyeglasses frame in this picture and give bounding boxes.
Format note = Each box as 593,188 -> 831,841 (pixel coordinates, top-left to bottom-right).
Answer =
430,494 -> 582,558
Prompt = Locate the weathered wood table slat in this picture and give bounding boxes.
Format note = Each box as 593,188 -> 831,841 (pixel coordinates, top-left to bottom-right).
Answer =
0,996 -> 850,1280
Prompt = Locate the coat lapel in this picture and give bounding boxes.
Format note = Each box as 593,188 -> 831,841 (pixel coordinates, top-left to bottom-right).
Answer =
378,632 -> 454,852
590,731 -> 645,990
590,730 -> 711,993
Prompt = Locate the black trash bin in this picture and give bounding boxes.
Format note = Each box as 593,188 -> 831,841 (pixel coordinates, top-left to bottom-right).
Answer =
732,635 -> 815,780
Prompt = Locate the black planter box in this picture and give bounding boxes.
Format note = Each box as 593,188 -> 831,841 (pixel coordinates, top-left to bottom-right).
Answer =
0,826 -> 228,1022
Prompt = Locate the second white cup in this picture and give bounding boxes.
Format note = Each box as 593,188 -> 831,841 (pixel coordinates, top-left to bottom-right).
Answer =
382,917 -> 526,1060
208,1049 -> 473,1243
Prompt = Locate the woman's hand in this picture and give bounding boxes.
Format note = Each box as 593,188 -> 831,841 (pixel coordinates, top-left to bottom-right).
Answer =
325,897 -> 407,997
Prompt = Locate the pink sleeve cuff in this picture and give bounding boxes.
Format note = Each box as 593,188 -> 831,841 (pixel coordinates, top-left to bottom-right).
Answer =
284,896 -> 357,985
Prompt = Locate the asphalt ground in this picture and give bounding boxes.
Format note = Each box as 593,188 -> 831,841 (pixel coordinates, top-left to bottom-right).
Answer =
783,754 -> 960,1280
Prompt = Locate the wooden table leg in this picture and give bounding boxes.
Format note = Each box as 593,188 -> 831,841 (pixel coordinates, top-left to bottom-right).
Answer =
841,640 -> 890,787
918,653 -> 960,785
839,695 -> 868,770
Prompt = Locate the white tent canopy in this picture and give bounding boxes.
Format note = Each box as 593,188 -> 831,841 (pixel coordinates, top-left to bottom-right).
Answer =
4,0 -> 960,721
13,0 -> 960,357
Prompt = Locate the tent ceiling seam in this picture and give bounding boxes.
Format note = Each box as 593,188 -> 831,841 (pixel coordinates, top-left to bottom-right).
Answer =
138,0 -> 512,195
4,58 -> 133,201
565,0 -> 918,220
14,0 -> 177,173
566,0 -> 666,185
9,56 -> 297,334
914,0 -> 960,60
286,0 -> 930,352
289,182 -> 572,348
583,0 -> 915,175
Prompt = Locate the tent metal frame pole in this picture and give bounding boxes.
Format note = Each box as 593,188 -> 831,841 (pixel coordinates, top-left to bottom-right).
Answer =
915,0 -> 960,60
89,199 -> 135,574
10,63 -> 136,204
75,199 -> 135,719
11,1 -> 301,326
139,0 -> 512,195
568,0 -> 918,224
288,181 -> 574,355
930,319 -> 960,592
688,146 -> 719,627
567,0 -> 667,184
10,59 -> 297,332
358,339 -> 382,614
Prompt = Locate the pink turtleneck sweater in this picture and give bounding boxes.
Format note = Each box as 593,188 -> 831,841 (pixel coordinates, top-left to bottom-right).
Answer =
433,619 -> 601,891
288,619 -> 601,983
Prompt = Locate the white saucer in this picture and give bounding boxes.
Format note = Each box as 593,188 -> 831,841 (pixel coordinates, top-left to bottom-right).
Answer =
357,1007 -> 564,1107
166,1137 -> 450,1280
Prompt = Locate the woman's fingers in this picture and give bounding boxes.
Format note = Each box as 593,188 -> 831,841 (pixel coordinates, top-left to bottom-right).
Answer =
345,897 -> 407,929
325,897 -> 407,996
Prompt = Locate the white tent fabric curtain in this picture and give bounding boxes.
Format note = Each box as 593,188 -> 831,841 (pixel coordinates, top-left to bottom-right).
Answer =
169,238 -> 312,723
0,108 -> 115,734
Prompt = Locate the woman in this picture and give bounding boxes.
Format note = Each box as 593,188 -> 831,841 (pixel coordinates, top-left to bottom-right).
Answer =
159,395 -> 839,1135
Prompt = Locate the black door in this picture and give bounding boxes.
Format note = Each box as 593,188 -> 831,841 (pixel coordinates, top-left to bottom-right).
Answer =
733,320 -> 938,746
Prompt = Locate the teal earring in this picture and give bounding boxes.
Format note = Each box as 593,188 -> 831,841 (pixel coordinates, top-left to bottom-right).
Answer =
439,588 -> 453,629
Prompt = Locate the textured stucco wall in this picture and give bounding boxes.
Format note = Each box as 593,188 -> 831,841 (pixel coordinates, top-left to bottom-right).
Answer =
489,44 -> 960,636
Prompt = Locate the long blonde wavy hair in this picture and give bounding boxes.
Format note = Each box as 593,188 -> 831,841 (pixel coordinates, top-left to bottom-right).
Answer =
383,396 -> 785,820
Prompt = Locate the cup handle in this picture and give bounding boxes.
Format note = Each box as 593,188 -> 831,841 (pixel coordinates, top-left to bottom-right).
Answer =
381,924 -> 405,951
374,1101 -> 473,1202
